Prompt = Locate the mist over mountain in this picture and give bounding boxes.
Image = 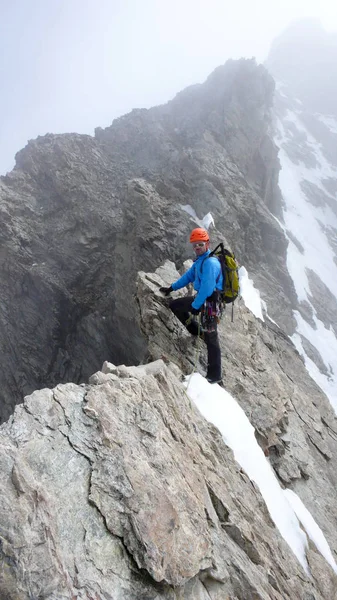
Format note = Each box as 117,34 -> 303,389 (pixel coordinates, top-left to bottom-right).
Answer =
1,19 -> 337,599
266,18 -> 337,116
264,19 -> 337,410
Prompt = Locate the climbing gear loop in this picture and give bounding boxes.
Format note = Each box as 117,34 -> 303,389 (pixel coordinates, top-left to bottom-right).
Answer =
201,292 -> 223,333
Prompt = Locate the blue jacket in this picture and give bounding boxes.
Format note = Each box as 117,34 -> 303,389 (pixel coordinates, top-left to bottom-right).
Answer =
171,250 -> 223,310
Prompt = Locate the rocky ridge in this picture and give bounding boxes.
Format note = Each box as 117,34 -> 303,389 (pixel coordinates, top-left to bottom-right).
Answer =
0,23 -> 337,600
1,264 -> 337,599
0,58 -> 295,421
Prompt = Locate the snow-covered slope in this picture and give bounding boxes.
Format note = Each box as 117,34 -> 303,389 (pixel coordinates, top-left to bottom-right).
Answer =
273,86 -> 337,411
187,373 -> 337,576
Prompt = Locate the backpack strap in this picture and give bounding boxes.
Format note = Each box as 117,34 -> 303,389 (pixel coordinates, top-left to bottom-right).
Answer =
209,242 -> 224,258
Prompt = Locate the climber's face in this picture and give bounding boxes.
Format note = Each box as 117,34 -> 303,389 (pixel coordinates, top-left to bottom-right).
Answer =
191,241 -> 209,256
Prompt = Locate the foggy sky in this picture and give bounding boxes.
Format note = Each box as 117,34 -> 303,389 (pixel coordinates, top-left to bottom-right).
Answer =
1,0 -> 336,174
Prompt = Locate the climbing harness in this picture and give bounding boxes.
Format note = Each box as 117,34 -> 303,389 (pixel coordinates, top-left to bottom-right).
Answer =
201,295 -> 224,332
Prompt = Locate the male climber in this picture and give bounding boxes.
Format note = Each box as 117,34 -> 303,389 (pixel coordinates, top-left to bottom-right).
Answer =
159,227 -> 223,383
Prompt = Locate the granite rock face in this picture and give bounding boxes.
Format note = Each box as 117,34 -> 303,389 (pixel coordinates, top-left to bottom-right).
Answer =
0,58 -> 295,421
1,267 -> 337,599
138,262 -> 337,549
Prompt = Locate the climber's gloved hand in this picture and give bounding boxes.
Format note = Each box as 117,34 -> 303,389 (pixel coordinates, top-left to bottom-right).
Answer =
190,306 -> 201,315
159,285 -> 173,296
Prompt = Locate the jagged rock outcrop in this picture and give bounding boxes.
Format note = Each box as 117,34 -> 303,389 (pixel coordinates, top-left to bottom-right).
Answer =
0,150 -> 188,422
0,58 -> 295,422
96,59 -> 292,318
1,265 -> 337,599
138,263 -> 337,523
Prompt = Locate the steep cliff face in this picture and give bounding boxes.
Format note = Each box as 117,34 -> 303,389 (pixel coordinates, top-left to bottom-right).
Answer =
96,59 -> 287,280
96,59 -> 278,201
0,58 -> 294,421
1,266 -> 336,599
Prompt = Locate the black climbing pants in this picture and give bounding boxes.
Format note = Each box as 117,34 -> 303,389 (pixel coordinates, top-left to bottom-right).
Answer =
169,295 -> 221,380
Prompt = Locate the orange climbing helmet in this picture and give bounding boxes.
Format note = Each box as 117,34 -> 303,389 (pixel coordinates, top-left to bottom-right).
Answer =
189,227 -> 210,243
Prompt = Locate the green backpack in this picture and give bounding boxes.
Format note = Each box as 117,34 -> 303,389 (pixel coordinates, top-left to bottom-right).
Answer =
210,243 -> 240,304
